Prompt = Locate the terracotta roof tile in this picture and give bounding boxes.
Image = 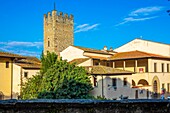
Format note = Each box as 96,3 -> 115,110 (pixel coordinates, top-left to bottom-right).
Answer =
15,56 -> 41,69
69,58 -> 90,65
85,66 -> 133,75
16,63 -> 40,69
18,56 -> 40,64
84,55 -> 108,60
0,51 -> 25,59
109,51 -> 170,60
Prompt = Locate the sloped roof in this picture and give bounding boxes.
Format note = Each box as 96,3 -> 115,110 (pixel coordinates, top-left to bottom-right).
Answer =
17,56 -> 41,64
15,56 -> 41,69
16,63 -> 40,69
73,46 -> 114,55
0,51 -> 25,59
109,50 -> 170,60
69,58 -> 90,65
0,51 -> 40,69
84,55 -> 108,60
85,66 -> 133,75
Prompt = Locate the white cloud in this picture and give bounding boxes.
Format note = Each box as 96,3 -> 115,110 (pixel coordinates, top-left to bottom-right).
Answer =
76,24 -> 89,29
0,41 -> 43,48
0,47 -> 41,58
16,50 -> 41,57
116,6 -> 163,26
74,24 -> 99,33
0,41 -> 43,58
116,16 -> 158,26
129,6 -> 164,16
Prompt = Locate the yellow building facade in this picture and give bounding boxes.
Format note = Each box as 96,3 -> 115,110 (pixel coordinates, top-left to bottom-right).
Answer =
0,52 -> 40,100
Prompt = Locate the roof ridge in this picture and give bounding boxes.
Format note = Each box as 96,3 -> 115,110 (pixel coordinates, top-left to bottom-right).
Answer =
73,45 -> 99,51
135,38 -> 170,46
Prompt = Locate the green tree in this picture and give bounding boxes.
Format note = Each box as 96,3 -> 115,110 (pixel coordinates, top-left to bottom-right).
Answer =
40,51 -> 59,75
21,74 -> 42,99
21,52 -> 93,99
39,60 -> 93,99
21,51 -> 58,99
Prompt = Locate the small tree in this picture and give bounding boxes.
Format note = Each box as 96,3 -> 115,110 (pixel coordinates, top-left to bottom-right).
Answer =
39,60 -> 93,99
21,74 -> 42,99
22,52 -> 93,99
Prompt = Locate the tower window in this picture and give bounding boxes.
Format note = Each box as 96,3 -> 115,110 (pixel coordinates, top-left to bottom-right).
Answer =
48,41 -> 50,47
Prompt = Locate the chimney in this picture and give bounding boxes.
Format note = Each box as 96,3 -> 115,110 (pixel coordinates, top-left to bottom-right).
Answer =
103,46 -> 107,51
110,47 -> 113,51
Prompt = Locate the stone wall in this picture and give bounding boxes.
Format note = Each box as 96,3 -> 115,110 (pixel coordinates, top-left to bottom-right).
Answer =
0,99 -> 170,113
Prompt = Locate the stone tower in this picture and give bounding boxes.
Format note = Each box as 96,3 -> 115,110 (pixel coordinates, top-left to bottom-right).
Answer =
43,8 -> 74,56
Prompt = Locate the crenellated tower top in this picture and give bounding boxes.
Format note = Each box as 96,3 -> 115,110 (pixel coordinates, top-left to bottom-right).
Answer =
43,7 -> 74,56
44,10 -> 74,25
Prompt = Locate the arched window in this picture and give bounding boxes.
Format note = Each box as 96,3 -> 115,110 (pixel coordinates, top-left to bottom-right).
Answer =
132,80 -> 136,86
153,80 -> 158,93
138,79 -> 149,86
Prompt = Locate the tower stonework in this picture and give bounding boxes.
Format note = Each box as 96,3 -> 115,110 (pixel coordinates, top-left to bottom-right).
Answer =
44,9 -> 74,56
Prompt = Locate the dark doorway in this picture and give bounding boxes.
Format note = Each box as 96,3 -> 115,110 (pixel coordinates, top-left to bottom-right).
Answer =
135,90 -> 138,99
147,89 -> 149,99
153,80 -> 158,98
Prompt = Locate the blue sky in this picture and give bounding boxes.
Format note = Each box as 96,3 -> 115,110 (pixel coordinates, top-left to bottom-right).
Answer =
0,0 -> 170,58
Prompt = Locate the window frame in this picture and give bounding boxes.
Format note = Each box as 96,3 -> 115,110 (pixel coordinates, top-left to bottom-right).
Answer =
162,63 -> 164,72
112,78 -> 117,87
167,64 -> 169,72
93,76 -> 97,87
123,77 -> 128,86
154,63 -> 157,72
167,83 -> 170,93
24,72 -> 28,78
6,61 -> 9,68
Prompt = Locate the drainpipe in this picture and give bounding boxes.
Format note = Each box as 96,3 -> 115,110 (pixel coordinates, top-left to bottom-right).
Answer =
20,67 -> 23,99
11,58 -> 14,99
101,75 -> 104,98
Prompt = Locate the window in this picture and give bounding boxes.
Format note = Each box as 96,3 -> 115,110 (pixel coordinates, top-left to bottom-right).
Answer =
107,62 -> 110,67
48,41 -> 50,47
162,63 -> 164,72
93,76 -> 97,87
123,78 -> 127,86
93,60 -> 100,66
6,61 -> 9,68
112,78 -> 117,87
24,72 -> 28,78
167,83 -> 170,93
162,83 -> 165,89
154,63 -> 157,72
94,62 -> 99,66
167,64 -> 169,72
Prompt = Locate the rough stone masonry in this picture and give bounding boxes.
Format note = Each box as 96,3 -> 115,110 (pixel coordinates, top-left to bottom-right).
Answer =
0,99 -> 170,113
